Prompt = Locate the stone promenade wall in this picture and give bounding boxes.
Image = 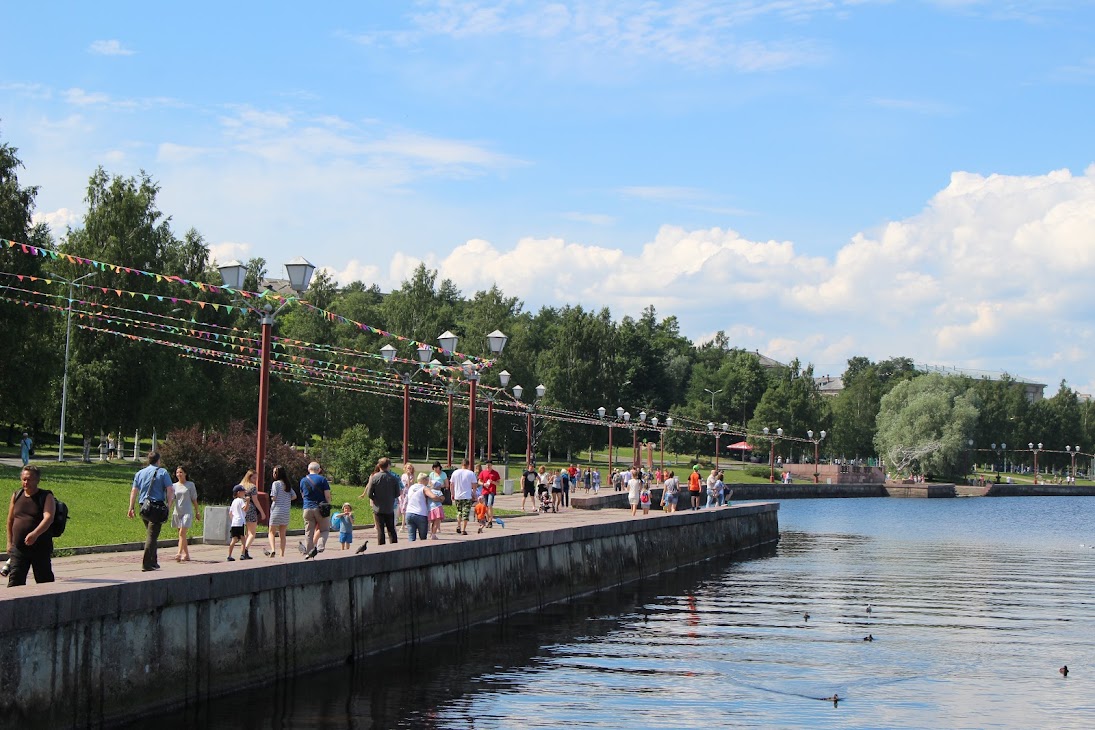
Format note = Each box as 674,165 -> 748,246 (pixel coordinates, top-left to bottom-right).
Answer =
0,503 -> 778,729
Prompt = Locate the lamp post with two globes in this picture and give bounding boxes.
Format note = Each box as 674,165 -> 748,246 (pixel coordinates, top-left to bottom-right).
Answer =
380,343 -> 434,465
807,429 -> 826,483
218,257 -> 315,490
762,426 -> 783,483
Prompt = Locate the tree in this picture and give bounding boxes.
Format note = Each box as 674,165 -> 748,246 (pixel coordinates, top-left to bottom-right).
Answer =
874,373 -> 980,478
0,136 -> 56,438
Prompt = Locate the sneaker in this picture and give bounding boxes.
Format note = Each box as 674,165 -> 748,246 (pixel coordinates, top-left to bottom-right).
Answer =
226,556 -> 235,562
477,527 -> 483,534
240,554 -> 253,561
430,534 -> 439,540
305,547 -> 318,560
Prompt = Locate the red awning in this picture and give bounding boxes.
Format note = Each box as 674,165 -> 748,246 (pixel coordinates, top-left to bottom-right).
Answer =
726,440 -> 751,451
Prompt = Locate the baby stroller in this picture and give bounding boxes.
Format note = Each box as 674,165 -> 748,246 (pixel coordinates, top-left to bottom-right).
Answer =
538,487 -> 554,514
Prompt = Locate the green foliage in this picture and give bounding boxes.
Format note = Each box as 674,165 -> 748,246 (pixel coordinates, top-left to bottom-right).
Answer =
319,424 -> 388,486
874,373 -> 980,477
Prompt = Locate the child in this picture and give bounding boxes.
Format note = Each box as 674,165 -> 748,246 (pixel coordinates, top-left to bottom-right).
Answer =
338,503 -> 354,550
227,485 -> 247,561
474,495 -> 489,533
639,485 -> 652,515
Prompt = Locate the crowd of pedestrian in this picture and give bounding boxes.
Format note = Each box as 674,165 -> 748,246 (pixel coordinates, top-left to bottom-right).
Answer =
6,450 -> 736,588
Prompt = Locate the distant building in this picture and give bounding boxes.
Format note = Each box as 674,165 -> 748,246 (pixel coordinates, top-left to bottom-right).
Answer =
815,375 -> 844,397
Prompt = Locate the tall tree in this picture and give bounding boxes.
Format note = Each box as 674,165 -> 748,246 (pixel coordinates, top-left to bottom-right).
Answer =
0,136 -> 56,438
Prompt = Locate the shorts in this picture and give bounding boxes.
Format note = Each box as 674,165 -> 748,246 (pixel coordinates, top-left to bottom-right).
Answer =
455,499 -> 472,522
339,531 -> 353,544
665,492 -> 678,504
483,493 -> 495,507
523,483 -> 536,497
230,525 -> 245,538
628,495 -> 640,505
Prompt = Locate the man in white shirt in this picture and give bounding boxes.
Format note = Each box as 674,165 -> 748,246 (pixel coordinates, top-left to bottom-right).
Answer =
448,457 -> 478,536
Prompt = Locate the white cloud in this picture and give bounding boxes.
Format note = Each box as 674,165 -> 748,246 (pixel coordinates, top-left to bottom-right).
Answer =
209,241 -> 253,265
342,164 -> 1095,392
32,207 -> 80,232
88,40 -> 135,56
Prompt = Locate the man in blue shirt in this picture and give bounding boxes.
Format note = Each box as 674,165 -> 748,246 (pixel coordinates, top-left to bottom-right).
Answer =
298,461 -> 332,558
127,451 -> 173,571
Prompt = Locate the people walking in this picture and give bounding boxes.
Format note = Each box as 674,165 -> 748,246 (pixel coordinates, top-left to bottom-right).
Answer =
428,462 -> 448,539
627,467 -> 643,517
688,466 -> 702,510
169,465 -> 200,562
299,461 -> 333,558
5,465 -> 55,586
662,471 -> 679,513
237,469 -> 266,560
448,458 -> 477,535
19,432 -> 33,466
127,451 -> 172,572
265,465 -> 297,557
363,457 -> 401,545
478,460 -> 500,525
405,472 -> 443,542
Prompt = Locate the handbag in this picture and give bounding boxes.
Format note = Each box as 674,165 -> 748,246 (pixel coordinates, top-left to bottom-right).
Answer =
318,501 -> 332,518
140,498 -> 169,524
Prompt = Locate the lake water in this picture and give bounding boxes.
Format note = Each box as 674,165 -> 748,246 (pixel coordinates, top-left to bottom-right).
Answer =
137,497 -> 1095,729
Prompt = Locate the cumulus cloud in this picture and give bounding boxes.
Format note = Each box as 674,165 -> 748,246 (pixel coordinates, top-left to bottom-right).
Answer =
32,207 -> 81,232
351,165 -> 1095,392
89,40 -> 135,56
209,241 -> 253,265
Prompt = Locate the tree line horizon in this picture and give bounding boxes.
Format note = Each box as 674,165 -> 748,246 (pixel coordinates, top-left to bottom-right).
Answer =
3,136 -> 1093,478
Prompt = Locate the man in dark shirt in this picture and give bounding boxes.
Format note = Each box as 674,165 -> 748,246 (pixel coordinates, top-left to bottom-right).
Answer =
364,457 -> 401,545
6,465 -> 56,586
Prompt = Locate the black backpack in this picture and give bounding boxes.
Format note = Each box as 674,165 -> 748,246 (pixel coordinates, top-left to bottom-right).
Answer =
14,489 -> 69,538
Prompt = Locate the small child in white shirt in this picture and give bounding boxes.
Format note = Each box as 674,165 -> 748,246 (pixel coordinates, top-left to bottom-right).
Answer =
227,485 -> 247,561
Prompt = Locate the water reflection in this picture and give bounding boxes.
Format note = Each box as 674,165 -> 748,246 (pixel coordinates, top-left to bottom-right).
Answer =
119,498 -> 1095,729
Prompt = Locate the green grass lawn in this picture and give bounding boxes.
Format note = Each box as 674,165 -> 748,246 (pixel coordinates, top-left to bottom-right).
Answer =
1,461 -> 520,550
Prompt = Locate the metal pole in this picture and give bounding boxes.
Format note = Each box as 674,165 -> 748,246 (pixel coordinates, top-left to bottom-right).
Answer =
57,279 -> 75,462
607,425 -> 613,476
526,409 -> 532,464
632,427 -> 638,468
487,397 -> 494,462
814,441 -> 820,483
447,390 -> 454,469
402,379 -> 410,465
468,376 -> 478,465
715,433 -> 720,470
769,440 -> 776,483
255,308 -> 273,490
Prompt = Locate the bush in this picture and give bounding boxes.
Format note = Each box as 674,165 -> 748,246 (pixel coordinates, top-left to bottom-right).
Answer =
745,467 -> 772,480
319,424 -> 388,486
159,420 -> 309,503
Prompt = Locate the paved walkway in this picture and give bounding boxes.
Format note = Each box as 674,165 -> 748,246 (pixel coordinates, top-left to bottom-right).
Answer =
0,486 -> 711,598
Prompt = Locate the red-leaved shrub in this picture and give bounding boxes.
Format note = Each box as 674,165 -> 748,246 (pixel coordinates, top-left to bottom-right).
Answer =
159,420 -> 310,503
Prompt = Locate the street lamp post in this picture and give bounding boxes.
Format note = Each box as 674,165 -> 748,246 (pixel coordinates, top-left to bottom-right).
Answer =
707,422 -> 729,470
218,257 -> 315,490
704,388 -> 723,416
657,416 -> 673,478
437,329 -> 507,466
51,270 -> 97,461
512,382 -> 545,465
763,427 -> 783,483
1028,442 -> 1043,484
380,343 -> 434,465
634,411 -> 648,468
482,370 -> 512,462
807,429 -> 827,483
1066,445 -> 1080,484
991,442 -> 1007,474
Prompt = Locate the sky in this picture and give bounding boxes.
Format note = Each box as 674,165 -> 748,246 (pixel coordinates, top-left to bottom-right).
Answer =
3,1 -> 1095,396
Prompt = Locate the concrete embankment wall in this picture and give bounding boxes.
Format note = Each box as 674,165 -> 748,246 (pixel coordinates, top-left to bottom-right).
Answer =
0,503 -> 778,730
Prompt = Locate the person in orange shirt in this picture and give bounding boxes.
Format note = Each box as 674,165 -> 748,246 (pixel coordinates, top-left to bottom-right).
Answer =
688,466 -> 702,510
474,496 -> 489,533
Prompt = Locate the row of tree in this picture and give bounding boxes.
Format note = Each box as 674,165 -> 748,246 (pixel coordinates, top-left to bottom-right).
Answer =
3,134 -> 1094,478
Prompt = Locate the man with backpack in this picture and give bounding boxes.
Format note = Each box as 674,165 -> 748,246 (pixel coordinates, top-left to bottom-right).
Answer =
5,465 -> 56,586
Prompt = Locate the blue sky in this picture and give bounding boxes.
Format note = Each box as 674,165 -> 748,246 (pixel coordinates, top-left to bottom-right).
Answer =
4,1 -> 1095,395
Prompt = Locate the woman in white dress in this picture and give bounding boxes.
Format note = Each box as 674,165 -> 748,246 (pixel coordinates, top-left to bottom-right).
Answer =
169,465 -> 200,562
